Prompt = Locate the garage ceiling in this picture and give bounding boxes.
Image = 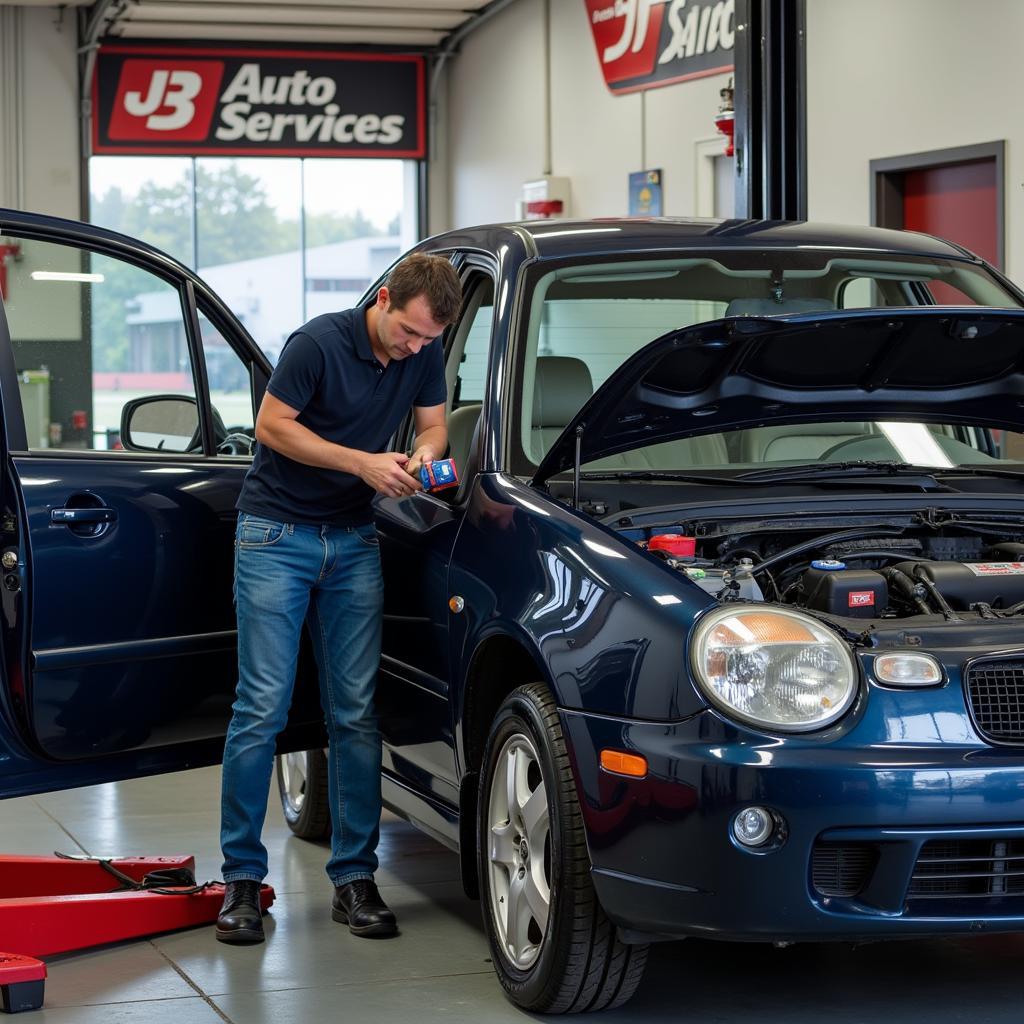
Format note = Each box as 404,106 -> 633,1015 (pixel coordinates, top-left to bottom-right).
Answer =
2,0 -> 499,48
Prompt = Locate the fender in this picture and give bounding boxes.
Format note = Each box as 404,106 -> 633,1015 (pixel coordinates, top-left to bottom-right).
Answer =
448,473 -> 714,732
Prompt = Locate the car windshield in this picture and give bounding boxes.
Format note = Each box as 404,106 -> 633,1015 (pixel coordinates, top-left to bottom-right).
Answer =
513,251 -> 1023,474
582,420 -> 1024,474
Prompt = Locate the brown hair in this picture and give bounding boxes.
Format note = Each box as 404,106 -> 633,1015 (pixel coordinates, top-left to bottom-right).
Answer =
385,253 -> 463,326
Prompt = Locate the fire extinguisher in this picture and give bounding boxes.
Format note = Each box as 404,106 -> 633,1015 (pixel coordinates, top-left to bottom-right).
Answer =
714,78 -> 735,158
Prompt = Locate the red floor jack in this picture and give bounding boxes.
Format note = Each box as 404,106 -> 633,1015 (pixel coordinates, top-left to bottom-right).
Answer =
0,854 -> 274,1013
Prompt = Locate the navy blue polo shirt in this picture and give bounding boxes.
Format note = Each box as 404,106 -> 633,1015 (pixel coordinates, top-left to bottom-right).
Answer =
237,304 -> 446,526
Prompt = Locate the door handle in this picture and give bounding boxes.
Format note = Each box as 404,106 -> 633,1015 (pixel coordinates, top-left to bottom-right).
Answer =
50,507 -> 117,525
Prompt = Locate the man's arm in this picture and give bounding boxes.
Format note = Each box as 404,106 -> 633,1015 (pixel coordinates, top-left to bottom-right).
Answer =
255,392 -> 421,497
406,403 -> 448,474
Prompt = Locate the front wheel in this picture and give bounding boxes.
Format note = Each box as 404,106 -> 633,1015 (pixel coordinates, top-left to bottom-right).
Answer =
275,749 -> 331,840
477,683 -> 648,1013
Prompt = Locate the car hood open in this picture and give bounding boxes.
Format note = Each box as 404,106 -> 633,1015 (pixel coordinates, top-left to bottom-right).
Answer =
533,307 -> 1024,484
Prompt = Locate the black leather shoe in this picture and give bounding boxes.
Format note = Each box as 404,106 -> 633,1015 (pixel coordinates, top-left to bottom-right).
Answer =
332,879 -> 398,937
215,880 -> 265,944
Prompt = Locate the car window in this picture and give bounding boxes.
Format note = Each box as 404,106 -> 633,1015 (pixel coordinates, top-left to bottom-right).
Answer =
434,272 -> 494,481
2,234 -> 198,453
448,276 -> 492,410
198,308 -> 256,455
514,253 -> 1021,472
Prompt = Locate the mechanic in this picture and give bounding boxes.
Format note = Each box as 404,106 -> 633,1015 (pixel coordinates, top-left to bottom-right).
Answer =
215,254 -> 463,945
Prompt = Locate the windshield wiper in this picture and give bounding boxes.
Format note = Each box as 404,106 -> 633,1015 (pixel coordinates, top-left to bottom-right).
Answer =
736,461 -> 954,490
576,461 -> 1024,491
931,465 -> 1024,482
578,470 -> 750,485
576,464 -> 953,489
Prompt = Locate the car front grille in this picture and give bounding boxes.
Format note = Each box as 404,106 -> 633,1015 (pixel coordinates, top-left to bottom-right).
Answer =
907,839 -> 1024,900
811,842 -> 877,898
965,659 -> 1024,744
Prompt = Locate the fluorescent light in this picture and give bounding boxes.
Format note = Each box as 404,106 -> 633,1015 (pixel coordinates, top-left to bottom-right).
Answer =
876,422 -> 954,468
31,271 -> 104,283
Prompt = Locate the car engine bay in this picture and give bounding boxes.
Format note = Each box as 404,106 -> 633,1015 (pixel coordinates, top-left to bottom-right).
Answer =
621,510 -> 1024,627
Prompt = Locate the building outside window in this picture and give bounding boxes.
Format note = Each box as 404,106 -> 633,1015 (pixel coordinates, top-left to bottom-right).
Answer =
83,156 -> 416,447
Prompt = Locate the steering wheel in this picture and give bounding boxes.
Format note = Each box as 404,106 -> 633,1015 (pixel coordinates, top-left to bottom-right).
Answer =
217,431 -> 256,455
820,434 -> 902,461
185,407 -> 253,455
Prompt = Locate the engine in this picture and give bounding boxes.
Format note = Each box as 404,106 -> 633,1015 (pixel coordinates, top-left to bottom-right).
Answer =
635,523 -> 1024,622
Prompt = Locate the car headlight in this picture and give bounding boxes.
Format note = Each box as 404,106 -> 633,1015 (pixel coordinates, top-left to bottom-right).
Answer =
691,606 -> 858,731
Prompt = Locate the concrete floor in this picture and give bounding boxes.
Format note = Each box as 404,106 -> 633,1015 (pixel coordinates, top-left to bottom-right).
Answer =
2,767 -> 1024,1022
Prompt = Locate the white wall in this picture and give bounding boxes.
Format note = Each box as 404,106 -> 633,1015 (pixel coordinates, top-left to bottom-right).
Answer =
447,0 -> 547,228
0,6 -> 80,218
445,0 -> 733,228
806,0 -> 1023,278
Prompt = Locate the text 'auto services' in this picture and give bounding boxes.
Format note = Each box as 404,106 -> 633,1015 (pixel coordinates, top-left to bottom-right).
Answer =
214,64 -> 405,145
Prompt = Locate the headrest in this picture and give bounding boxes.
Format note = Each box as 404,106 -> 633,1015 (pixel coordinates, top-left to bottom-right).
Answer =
725,297 -> 835,317
532,356 -> 593,427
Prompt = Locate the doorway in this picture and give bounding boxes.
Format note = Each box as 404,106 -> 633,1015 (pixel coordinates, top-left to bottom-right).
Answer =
871,142 -> 1004,273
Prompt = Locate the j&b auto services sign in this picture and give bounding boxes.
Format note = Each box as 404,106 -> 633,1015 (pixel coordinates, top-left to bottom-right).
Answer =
586,0 -> 734,95
93,45 -> 425,157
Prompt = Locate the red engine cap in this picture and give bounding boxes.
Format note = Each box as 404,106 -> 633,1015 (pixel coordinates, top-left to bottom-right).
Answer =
648,534 -> 696,558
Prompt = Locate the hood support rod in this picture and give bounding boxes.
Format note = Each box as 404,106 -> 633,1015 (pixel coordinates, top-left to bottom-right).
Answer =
572,425 -> 584,511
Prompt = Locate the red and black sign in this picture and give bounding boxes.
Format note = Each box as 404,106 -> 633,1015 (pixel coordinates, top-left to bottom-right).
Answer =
93,44 -> 426,158
585,0 -> 734,95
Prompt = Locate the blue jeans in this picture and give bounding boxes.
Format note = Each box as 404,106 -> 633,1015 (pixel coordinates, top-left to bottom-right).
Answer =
220,513 -> 384,886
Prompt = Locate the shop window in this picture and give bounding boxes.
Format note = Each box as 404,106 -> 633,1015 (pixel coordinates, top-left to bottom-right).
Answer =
90,156 -> 415,366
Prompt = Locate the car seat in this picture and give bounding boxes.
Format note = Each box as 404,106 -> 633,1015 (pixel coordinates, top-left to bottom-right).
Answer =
530,356 -> 594,460
446,402 -> 482,473
739,421 -> 874,463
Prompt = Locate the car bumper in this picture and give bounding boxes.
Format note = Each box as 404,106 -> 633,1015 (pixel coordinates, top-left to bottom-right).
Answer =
560,708 -> 1024,943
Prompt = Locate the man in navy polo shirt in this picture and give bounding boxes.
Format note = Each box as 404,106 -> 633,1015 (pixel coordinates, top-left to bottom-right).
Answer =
215,254 -> 462,945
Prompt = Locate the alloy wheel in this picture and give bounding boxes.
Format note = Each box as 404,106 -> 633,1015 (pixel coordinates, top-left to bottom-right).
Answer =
278,750 -> 309,815
487,731 -> 552,970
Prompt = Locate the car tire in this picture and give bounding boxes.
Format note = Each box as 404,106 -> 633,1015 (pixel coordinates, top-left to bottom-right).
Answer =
477,682 -> 648,1013
275,749 -> 331,841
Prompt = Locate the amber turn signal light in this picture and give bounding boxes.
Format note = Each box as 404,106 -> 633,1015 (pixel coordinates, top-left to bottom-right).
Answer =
600,749 -> 648,778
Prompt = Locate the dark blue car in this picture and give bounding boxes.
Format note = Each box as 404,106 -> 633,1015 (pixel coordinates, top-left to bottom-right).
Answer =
4,209 -> 1024,1013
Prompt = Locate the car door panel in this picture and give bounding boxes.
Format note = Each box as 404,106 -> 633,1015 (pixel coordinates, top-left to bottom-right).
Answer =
0,210 -> 322,790
376,491 -> 460,805
373,262 -> 497,808
17,455 -> 244,758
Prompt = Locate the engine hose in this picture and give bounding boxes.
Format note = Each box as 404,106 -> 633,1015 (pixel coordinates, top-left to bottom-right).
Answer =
880,567 -> 932,615
829,550 -> 923,564
911,564 -> 960,621
752,526 -> 907,578
989,600 -> 1024,618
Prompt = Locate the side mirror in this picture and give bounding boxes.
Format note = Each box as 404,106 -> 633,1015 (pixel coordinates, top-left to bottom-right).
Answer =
120,395 -> 200,453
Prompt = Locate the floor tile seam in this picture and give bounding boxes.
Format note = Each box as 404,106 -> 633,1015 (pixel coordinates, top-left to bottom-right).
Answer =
204,967 -> 496,999
268,877 -> 461,896
30,798 -> 91,854
372,876 -> 464,890
152,940 -> 238,1024
39,993 -> 216,1010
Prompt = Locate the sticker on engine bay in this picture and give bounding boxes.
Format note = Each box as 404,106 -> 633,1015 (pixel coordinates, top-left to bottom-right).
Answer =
965,562 -> 1024,576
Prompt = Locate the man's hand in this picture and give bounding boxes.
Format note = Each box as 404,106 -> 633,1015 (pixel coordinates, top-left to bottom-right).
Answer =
359,452 -> 423,498
405,445 -> 435,478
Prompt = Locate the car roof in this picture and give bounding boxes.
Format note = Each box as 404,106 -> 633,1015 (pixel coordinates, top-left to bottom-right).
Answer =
424,218 -> 978,263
